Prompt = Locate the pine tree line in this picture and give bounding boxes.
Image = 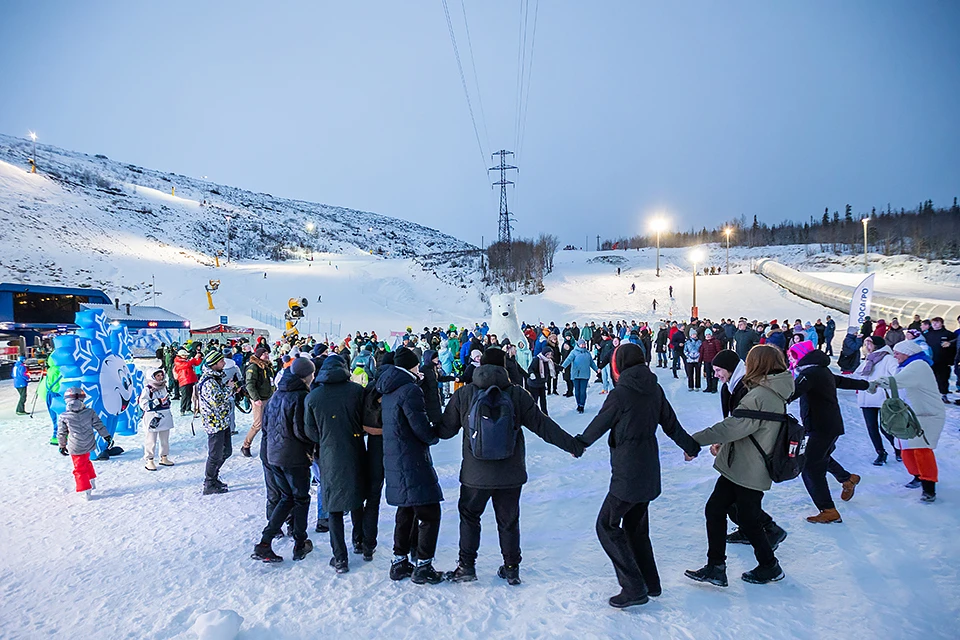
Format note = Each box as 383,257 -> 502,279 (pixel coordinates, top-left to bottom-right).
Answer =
602,199 -> 960,259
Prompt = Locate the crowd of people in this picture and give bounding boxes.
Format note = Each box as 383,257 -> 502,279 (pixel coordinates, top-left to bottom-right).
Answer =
44,308 -> 957,609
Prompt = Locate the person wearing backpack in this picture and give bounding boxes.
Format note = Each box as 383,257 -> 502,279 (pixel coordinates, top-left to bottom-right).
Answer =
788,341 -> 870,523
439,348 -> 583,586
574,343 -> 700,608
848,336 -> 901,465
685,345 -> 794,589
526,347 -> 554,414
561,339 -> 599,413
711,350 -> 788,550
376,347 -> 447,585
871,340 -> 945,503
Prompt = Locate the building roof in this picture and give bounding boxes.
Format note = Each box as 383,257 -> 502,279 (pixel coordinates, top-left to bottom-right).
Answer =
80,303 -> 189,323
0,282 -> 111,303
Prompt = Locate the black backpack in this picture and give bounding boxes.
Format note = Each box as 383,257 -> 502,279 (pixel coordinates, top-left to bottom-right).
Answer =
467,386 -> 519,461
731,409 -> 806,483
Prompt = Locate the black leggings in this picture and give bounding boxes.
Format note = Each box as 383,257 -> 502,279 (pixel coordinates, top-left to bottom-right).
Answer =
706,475 -> 774,567
685,362 -> 701,389
862,407 -> 896,455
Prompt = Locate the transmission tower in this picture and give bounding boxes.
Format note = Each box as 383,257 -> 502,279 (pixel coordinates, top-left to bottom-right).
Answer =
489,150 -> 517,246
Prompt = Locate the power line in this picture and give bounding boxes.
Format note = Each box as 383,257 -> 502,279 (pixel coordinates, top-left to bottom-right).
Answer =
517,0 -> 539,164
459,0 -> 491,154
441,0 -> 487,173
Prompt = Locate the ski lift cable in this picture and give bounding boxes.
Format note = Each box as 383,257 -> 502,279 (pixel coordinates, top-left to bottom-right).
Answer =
459,0 -> 492,154
441,0 -> 488,176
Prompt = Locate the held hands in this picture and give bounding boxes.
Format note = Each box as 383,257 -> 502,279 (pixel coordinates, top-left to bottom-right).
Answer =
710,443 -> 722,457
254,400 -> 262,407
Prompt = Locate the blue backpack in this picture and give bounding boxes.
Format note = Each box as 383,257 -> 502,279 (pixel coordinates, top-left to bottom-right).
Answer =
467,386 -> 518,461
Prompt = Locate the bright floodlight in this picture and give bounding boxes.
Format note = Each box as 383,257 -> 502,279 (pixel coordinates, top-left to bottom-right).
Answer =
690,249 -> 704,263
306,222 -> 316,232
862,218 -> 870,226
724,227 -> 732,236
650,217 -> 667,232
28,131 -> 37,141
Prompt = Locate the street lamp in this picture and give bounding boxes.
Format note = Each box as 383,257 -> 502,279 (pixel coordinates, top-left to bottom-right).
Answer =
224,215 -> 232,263
862,218 -> 869,273
690,248 -> 704,319
28,131 -> 37,172
305,221 -> 316,233
650,217 -> 667,277
724,227 -> 732,274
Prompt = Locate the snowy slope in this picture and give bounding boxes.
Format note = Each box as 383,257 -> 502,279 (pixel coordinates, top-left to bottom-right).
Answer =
1,362 -> 957,639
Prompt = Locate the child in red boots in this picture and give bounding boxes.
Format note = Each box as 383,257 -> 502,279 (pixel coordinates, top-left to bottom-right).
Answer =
57,387 -> 112,499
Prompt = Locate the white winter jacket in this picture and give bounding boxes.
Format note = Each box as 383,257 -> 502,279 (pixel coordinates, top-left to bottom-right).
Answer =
139,381 -> 174,432
886,359 -> 945,450
853,347 -> 900,408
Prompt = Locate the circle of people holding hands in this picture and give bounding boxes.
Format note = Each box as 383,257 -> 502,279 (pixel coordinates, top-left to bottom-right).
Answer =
52,309 -> 956,609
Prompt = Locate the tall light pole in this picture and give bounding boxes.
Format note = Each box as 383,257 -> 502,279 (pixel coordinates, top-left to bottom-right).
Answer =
28,131 -> 37,172
224,215 -> 232,263
650,217 -> 667,277
724,227 -> 732,274
690,248 -> 704,319
862,218 -> 869,273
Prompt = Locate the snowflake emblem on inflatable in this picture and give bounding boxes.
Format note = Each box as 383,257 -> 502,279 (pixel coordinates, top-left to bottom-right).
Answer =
51,309 -> 145,458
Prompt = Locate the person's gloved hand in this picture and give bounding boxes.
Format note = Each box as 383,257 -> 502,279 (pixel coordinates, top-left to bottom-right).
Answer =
59,446 -> 69,456
866,381 -> 880,394
876,377 -> 892,390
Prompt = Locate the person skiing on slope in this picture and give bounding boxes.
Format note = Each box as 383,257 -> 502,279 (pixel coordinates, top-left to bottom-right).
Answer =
669,286 -> 674,298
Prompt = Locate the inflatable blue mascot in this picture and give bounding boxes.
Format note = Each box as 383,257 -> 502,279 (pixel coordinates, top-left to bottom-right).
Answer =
50,309 -> 145,460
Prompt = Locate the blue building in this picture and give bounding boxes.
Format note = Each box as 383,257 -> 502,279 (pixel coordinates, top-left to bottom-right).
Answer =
0,282 -> 112,341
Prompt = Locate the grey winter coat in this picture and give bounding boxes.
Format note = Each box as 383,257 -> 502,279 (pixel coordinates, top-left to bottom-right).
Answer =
57,400 -> 110,455
691,371 -> 795,492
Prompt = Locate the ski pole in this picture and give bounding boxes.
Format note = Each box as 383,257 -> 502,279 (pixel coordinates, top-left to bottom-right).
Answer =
28,371 -> 47,419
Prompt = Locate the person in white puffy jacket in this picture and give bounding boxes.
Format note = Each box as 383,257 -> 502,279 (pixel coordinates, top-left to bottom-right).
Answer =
873,340 -> 945,503
139,369 -> 175,471
851,337 -> 901,466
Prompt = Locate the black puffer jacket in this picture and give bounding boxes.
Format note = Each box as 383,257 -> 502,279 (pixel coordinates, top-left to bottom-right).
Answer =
577,364 -> 700,503
439,364 -> 581,489
304,355 -> 366,513
376,365 -> 443,507
789,349 -> 868,438
261,371 -> 312,468
420,349 -> 455,425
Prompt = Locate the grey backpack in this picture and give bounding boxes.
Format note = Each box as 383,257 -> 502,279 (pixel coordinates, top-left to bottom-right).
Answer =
880,377 -> 928,444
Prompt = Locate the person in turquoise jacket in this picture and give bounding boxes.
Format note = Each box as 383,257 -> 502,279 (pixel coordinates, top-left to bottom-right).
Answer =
562,340 -> 599,413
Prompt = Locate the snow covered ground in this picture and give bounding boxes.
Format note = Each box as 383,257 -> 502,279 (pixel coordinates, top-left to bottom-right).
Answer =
1,360 -> 958,639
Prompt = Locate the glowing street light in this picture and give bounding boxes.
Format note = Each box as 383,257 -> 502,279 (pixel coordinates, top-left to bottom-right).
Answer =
650,217 -> 668,277
690,248 -> 704,319
28,131 -> 37,172
862,218 -> 870,273
306,221 -> 316,233
724,227 -> 733,274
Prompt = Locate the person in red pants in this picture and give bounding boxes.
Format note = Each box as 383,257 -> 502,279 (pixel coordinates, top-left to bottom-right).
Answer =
57,388 -> 112,499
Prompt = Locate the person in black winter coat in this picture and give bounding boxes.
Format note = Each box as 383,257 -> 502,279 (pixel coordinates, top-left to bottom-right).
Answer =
560,336 -> 575,397
923,317 -> 956,399
439,349 -> 583,585
837,331 -> 863,373
654,325 -> 670,368
503,343 -> 524,386
670,328 -> 686,379
376,347 -> 447,585
788,346 -> 868,523
711,350 -> 787,549
251,358 -> 317,563
355,351 -> 391,556
420,349 -> 456,426
304,355 -> 367,571
575,344 -> 701,608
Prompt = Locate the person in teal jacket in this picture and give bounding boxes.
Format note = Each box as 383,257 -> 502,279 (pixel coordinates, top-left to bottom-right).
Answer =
561,340 -> 599,413
14,356 -> 30,415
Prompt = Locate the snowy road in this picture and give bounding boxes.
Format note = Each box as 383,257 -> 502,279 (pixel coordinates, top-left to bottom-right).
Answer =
1,365 -> 957,640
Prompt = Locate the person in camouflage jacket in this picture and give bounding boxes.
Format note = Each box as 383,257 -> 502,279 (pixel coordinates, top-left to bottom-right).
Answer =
197,353 -> 232,494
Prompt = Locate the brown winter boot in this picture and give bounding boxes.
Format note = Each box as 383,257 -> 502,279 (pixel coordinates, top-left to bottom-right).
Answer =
840,474 -> 861,502
806,508 -> 842,524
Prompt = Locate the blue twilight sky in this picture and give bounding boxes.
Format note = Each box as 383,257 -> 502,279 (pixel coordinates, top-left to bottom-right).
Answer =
1,1 -> 958,247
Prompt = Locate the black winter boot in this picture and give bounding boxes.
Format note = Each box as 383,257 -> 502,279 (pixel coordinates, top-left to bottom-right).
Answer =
497,564 -> 521,586
725,529 -> 749,545
315,519 -> 329,533
390,556 -> 415,581
445,563 -> 478,583
920,480 -> 937,503
329,557 -> 349,574
292,538 -> 313,561
608,590 -> 649,608
872,451 -> 887,466
251,542 -> 283,563
905,476 -> 922,489
684,563 -> 728,587
764,523 -> 788,551
742,560 -> 784,584
412,560 -> 445,585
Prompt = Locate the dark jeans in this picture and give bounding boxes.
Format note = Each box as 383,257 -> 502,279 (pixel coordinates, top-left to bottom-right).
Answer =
458,485 -> 522,567
260,465 -> 311,543
728,503 -> 773,529
394,503 -> 441,560
179,383 -> 194,414
824,336 -> 834,356
704,362 -> 717,392
801,434 -> 851,511
204,428 -> 232,488
596,493 -> 659,597
353,435 -> 385,553
263,461 -> 294,527
547,375 -> 558,395
862,407 -> 896,455
672,348 -> 684,377
706,475 -> 775,567
932,363 -> 950,395
573,378 -> 588,408
564,375 -> 573,396
657,350 -> 668,368
16,387 -> 27,413
330,510 -> 365,561
685,361 -> 701,389
530,387 -> 548,415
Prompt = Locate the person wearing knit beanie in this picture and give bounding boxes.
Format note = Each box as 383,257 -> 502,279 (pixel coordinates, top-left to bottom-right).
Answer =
393,347 -> 420,371
711,349 -> 740,376
611,343 -> 645,382
290,356 -> 315,380
480,348 -> 506,368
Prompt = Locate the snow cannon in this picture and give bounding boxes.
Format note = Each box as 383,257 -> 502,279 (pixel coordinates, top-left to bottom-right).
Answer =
205,279 -> 221,310
49,309 -> 145,460
283,297 -> 308,338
